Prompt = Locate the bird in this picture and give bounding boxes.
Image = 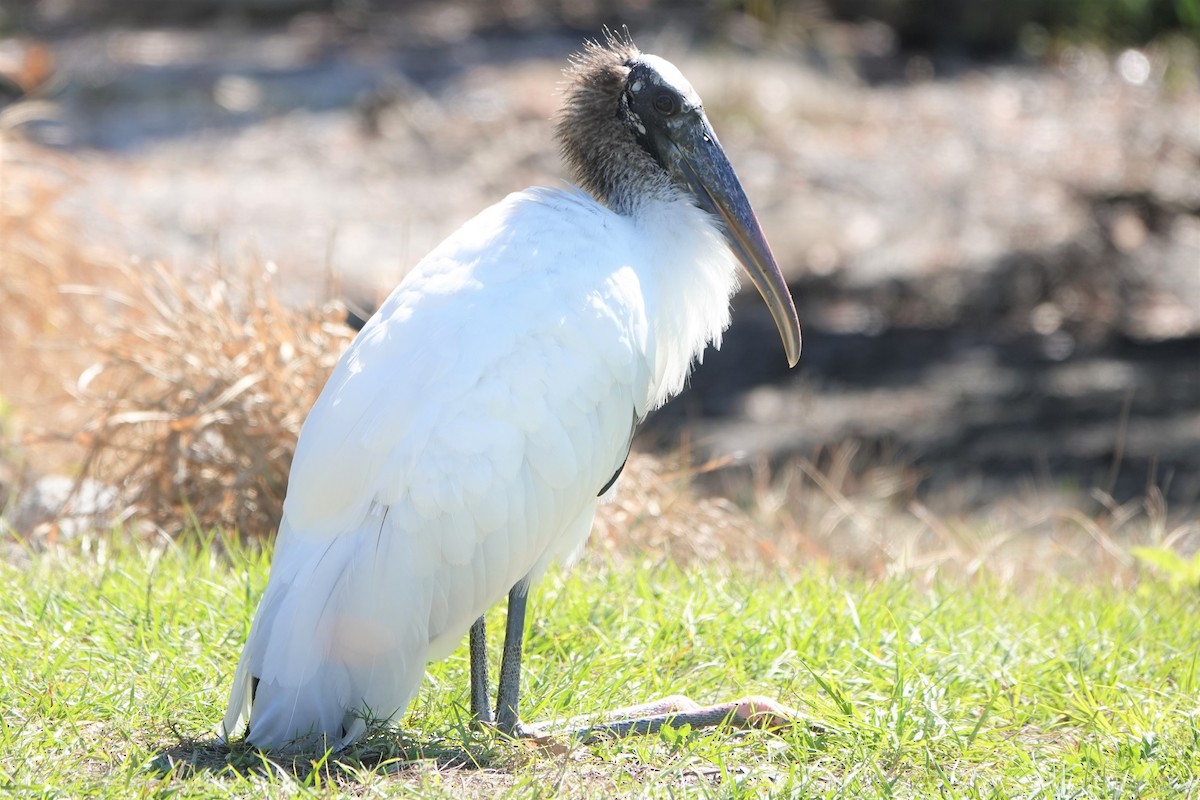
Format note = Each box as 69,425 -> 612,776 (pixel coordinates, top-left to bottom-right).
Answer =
220,30 -> 803,752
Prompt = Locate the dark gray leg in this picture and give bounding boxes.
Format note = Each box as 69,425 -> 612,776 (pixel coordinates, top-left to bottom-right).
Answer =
480,577 -> 804,743
521,695 -> 806,743
469,615 -> 492,725
494,577 -> 530,736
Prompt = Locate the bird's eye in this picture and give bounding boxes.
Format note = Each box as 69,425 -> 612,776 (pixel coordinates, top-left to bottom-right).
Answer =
652,92 -> 678,115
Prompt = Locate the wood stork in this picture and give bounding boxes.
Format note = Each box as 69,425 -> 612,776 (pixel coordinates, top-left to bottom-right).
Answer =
220,31 -> 802,752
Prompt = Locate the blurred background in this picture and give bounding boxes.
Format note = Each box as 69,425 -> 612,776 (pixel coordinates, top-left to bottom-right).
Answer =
1,1 -> 1197,572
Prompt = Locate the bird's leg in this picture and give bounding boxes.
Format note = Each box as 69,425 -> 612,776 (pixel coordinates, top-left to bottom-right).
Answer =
494,577 -> 531,736
482,576 -> 803,744
521,695 -> 805,743
468,615 -> 492,725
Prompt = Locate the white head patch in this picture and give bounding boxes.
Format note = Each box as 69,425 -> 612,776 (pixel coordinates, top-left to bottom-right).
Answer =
635,54 -> 702,107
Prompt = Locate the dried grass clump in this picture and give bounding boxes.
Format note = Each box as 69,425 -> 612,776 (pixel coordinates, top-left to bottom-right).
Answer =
0,136 -> 108,487
703,441 -> 1200,586
591,453 -> 763,570
70,263 -> 351,537
2,134 -> 356,538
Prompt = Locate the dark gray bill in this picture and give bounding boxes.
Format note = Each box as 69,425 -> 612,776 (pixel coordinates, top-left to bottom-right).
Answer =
670,117 -> 802,367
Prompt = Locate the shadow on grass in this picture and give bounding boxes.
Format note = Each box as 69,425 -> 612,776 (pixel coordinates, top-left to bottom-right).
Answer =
146,727 -> 504,785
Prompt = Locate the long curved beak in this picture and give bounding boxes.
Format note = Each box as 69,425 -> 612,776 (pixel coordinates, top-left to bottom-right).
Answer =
670,116 -> 802,367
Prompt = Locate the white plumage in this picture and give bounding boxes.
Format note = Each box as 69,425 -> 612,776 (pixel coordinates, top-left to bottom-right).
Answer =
221,33 -> 801,751
221,185 -> 740,749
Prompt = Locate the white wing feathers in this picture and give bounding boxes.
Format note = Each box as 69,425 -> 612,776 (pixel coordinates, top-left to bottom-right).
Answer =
222,188 -> 659,750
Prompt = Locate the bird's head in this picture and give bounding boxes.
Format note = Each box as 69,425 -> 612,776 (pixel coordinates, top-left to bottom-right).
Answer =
558,31 -> 802,367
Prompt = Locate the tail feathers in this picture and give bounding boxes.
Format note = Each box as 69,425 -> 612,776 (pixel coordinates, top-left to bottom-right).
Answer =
219,514 -> 432,751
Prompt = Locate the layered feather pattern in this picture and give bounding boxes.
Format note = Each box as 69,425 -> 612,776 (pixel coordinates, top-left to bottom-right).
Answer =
221,183 -> 740,750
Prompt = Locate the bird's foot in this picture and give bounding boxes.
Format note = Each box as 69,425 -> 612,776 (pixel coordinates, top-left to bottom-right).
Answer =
472,709 -> 538,740
520,694 -> 807,744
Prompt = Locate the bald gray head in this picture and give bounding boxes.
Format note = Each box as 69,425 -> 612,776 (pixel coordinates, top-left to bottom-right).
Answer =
557,35 -> 700,214
556,32 -> 804,366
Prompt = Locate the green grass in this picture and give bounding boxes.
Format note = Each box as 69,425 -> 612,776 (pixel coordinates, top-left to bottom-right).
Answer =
2,534 -> 1199,798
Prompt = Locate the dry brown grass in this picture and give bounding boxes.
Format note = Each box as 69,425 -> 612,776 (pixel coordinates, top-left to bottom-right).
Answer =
590,453 -> 760,569
0,136 -> 105,487
1,135 -> 350,537
66,262 -> 351,537
696,440 -> 1200,586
